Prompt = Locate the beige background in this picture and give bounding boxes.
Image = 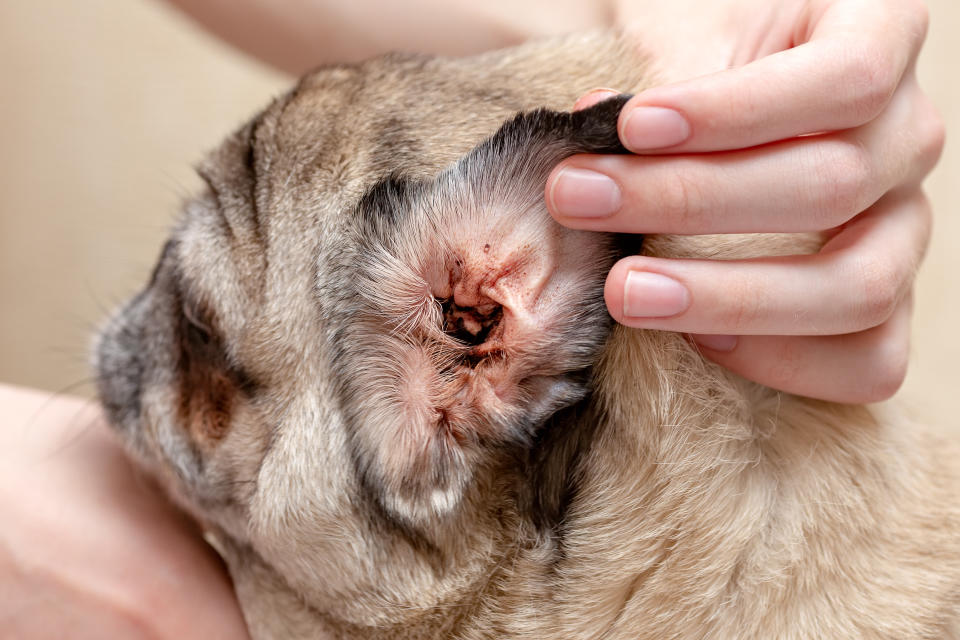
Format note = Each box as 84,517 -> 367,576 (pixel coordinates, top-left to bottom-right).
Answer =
0,1 -> 957,425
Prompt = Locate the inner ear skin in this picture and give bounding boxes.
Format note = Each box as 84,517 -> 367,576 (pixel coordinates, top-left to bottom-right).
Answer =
334,97 -> 636,527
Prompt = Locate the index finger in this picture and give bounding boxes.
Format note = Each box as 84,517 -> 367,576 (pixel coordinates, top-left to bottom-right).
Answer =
619,0 -> 929,153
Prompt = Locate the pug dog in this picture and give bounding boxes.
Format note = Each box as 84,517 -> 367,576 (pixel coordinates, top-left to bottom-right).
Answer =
94,33 -> 960,639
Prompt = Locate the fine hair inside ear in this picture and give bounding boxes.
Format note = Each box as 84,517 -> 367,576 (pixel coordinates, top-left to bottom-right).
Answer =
330,97 -> 634,525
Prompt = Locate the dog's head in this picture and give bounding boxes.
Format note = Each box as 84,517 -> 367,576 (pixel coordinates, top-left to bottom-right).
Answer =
95,38 -> 652,630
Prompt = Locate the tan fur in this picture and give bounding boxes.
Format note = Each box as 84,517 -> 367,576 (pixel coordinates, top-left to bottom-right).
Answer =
95,34 -> 960,639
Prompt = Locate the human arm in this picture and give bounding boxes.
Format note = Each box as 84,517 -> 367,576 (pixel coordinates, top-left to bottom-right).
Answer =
0,384 -> 251,639
162,0 -> 612,74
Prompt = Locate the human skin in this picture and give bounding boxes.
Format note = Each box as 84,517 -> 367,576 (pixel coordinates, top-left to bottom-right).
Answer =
549,0 -> 942,403
0,384 -> 251,639
166,0 -> 944,404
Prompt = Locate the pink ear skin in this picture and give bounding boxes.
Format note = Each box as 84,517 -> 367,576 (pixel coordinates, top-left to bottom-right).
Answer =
344,198 -> 616,524
340,99 -> 629,523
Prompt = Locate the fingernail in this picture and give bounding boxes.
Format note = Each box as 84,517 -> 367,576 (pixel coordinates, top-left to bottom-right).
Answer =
623,271 -> 690,318
549,167 -> 621,218
621,106 -> 690,150
691,334 -> 738,352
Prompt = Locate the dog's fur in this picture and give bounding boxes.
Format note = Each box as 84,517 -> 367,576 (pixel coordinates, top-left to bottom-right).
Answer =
95,34 -> 960,639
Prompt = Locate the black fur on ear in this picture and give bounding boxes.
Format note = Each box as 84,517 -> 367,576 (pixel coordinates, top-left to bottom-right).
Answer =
479,93 -> 633,159
355,94 -> 634,235
567,92 -> 634,150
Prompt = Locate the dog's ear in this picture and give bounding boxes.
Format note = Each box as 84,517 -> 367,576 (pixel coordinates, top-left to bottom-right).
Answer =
332,97 -> 634,523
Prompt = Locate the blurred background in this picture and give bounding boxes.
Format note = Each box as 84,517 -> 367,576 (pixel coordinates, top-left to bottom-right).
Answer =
0,1 -> 957,425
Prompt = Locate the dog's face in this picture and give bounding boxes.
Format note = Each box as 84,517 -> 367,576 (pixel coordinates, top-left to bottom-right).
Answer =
95,39 -> 653,628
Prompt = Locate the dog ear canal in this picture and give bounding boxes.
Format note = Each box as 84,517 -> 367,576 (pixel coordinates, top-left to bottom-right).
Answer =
339,97 -> 632,525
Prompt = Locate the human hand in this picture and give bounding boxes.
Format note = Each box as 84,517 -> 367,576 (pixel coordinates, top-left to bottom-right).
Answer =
546,0 -> 944,403
0,384 -> 250,639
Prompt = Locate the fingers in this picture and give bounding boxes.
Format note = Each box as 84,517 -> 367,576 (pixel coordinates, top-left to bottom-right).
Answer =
549,68 -> 939,234
602,190 -> 931,335
549,135 -> 881,234
612,0 -> 929,153
559,2 -> 937,404
690,294 -> 913,404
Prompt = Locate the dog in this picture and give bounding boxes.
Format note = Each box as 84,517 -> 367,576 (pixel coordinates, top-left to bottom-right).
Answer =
95,33 -> 960,638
